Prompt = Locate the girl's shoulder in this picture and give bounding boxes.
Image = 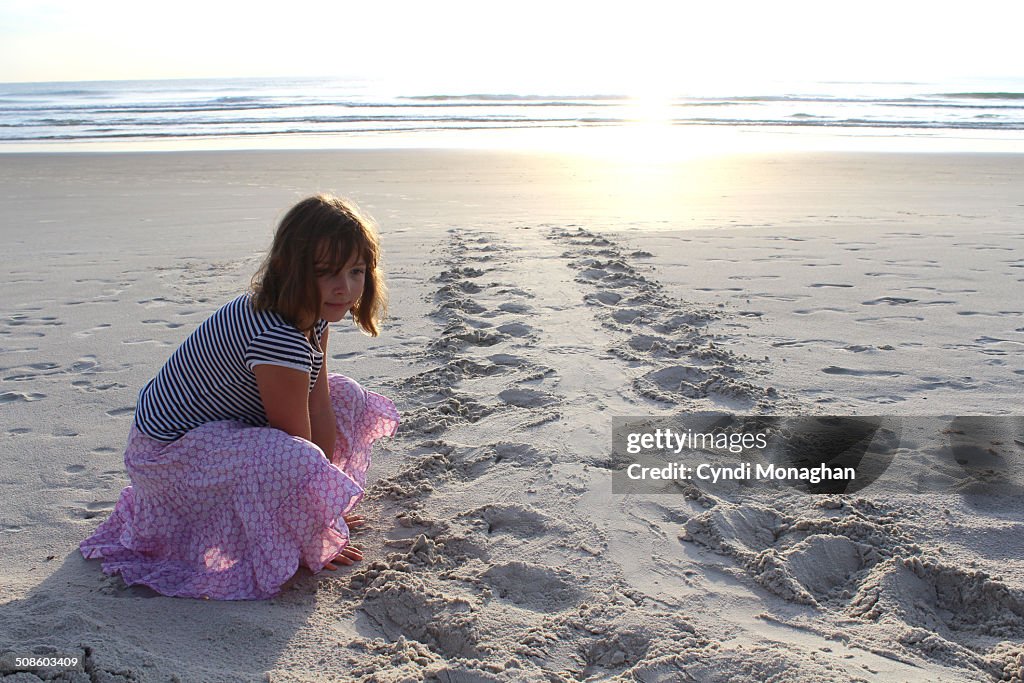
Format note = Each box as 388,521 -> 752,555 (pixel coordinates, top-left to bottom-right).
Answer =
200,293 -> 291,336
230,293 -> 316,344
229,292 -> 286,325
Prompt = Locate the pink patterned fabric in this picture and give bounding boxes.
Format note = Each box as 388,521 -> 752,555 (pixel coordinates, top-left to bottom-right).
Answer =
80,374 -> 399,600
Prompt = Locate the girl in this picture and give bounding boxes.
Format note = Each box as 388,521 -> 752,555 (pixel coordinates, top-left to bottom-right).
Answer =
80,194 -> 399,600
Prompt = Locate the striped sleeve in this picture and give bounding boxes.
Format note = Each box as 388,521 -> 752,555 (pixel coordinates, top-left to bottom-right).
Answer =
245,325 -> 313,374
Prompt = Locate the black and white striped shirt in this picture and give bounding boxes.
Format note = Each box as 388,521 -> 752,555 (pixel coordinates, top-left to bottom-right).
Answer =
135,293 -> 328,442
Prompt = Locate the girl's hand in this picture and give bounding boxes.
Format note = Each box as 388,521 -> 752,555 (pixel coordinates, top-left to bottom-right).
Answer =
344,514 -> 366,529
324,545 -> 362,571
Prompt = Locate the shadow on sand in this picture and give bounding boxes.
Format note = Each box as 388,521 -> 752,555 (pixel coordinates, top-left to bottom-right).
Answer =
0,548 -> 344,682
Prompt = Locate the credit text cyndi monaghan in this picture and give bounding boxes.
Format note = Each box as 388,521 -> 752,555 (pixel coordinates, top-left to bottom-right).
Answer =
625,462 -> 857,485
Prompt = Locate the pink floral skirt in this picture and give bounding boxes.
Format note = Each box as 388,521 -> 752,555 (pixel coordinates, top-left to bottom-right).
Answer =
80,374 -> 399,600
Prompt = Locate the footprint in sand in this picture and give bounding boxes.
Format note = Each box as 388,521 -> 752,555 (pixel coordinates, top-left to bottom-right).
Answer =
3,361 -> 60,381
401,397 -> 496,435
4,314 -> 64,328
862,297 -> 919,306
68,356 -> 100,373
433,266 -> 487,282
429,326 -> 506,352
481,562 -> 579,609
821,366 -> 904,378
487,353 -> 527,367
794,307 -> 850,315
847,555 -> 1024,641
584,291 -> 622,306
73,502 -> 115,520
74,323 -> 113,338
855,315 -> 924,323
610,308 -> 650,325
784,534 -> 870,603
460,442 -> 550,476
357,580 -> 483,660
141,319 -> 185,329
437,281 -> 484,295
645,365 -> 711,389
497,302 -> 531,314
106,407 -> 135,417
0,391 -> 46,403
122,338 -> 175,346
864,395 -> 907,404
772,338 -> 842,349
651,313 -> 711,333
916,377 -> 977,391
957,311 -> 1009,317
844,345 -> 874,353
496,321 -> 534,338
465,503 -> 555,537
498,387 -> 558,408
137,296 -> 174,309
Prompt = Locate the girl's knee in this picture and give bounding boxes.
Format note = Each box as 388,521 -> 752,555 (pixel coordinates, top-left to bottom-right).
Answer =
328,374 -> 367,410
327,373 -> 361,393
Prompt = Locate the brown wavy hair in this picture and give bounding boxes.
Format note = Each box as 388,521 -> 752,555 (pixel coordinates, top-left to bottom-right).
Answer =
251,194 -> 387,336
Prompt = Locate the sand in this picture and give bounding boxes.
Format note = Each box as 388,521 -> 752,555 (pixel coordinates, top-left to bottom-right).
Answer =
1,149 -> 1023,682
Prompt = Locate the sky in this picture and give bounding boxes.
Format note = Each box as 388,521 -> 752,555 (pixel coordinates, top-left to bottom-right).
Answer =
1,0 -> 1022,93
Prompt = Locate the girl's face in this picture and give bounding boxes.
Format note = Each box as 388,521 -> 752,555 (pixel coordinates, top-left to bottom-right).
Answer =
316,251 -> 366,323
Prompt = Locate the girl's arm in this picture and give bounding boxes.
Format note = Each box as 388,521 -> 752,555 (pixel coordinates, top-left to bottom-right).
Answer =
308,327 -> 337,460
254,364 -> 312,442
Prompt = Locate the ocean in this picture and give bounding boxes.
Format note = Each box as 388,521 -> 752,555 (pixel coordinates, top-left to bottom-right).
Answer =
2,76 -> 1024,152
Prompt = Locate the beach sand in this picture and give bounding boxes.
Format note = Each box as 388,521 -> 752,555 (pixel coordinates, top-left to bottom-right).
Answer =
1,149 -> 1023,681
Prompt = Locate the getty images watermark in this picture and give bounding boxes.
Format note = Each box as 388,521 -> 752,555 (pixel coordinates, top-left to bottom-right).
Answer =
611,414 -> 1024,495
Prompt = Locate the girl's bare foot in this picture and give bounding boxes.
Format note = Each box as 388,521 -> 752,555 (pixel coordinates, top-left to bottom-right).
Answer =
324,545 -> 362,571
323,515 -> 367,570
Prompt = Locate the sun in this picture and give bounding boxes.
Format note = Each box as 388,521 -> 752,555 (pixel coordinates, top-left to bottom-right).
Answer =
600,87 -> 685,163
624,88 -> 678,129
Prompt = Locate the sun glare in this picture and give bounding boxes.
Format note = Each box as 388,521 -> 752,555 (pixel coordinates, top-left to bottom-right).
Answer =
590,86 -> 747,163
625,90 -> 677,127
